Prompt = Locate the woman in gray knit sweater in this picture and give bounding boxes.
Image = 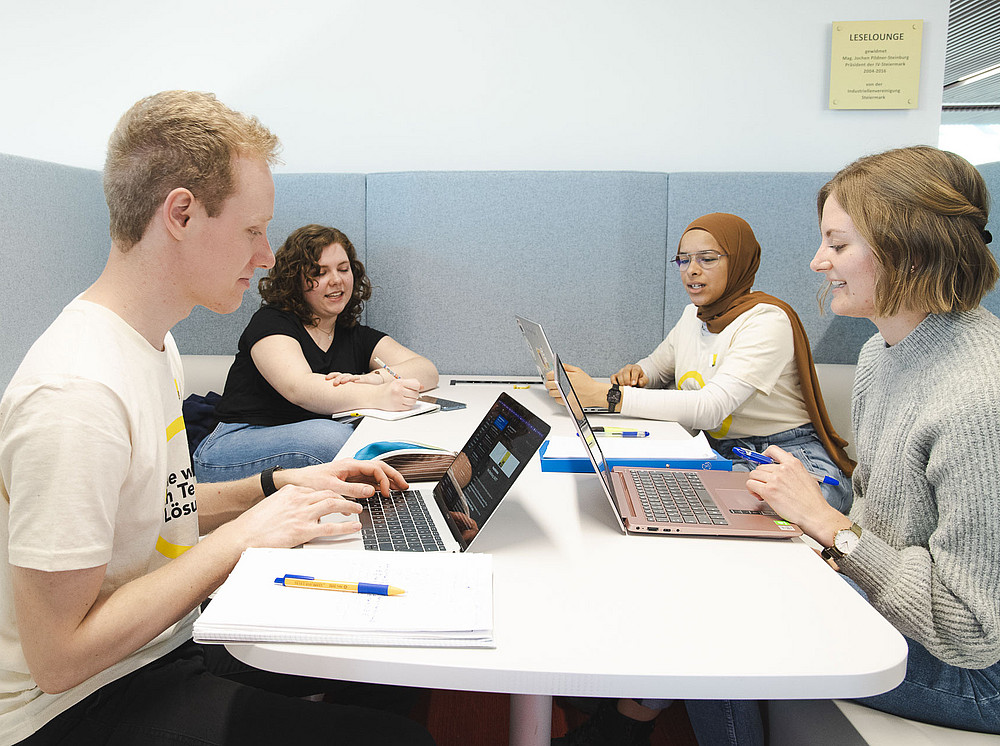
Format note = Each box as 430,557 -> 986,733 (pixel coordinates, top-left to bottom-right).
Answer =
727,146 -> 1000,739
552,148 -> 1000,746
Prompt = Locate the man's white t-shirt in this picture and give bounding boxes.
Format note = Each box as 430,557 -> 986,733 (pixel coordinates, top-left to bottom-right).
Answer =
622,303 -> 811,438
0,299 -> 199,743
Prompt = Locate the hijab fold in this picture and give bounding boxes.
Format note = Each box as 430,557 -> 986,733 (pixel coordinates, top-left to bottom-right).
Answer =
684,213 -> 855,476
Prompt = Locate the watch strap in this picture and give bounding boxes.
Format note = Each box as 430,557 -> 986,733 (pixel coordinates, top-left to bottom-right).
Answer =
260,466 -> 284,497
606,383 -> 622,413
820,543 -> 844,561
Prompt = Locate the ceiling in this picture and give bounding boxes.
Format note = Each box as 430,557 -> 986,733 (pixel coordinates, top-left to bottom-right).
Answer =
943,0 -> 1000,123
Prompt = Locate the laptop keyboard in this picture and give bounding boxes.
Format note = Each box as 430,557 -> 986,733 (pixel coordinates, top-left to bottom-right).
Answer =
360,490 -> 447,551
630,470 -> 729,526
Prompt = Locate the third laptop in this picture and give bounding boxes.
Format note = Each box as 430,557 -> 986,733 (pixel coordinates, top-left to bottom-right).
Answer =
515,315 -> 611,414
316,392 -> 550,552
554,356 -> 801,539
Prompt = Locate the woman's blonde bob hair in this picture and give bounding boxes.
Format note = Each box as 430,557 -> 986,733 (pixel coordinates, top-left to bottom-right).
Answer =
818,145 -> 997,317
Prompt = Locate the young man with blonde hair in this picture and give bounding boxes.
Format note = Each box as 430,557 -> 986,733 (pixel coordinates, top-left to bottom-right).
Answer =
0,90 -> 434,746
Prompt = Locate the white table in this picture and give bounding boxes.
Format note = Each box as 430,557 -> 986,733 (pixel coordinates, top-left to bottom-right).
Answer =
228,380 -> 907,746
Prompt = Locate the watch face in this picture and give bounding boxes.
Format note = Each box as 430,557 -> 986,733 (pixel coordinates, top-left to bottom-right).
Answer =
835,528 -> 860,553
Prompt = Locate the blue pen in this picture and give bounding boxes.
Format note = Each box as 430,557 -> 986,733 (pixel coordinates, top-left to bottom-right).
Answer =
732,447 -> 840,486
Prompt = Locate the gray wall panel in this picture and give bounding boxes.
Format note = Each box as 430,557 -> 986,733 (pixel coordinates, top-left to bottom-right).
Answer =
3,156 -> 998,385
365,171 -> 669,376
171,172 -> 367,354
0,154 -> 108,387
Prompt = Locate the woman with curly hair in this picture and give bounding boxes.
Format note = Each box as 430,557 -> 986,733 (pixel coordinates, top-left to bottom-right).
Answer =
193,224 -> 438,482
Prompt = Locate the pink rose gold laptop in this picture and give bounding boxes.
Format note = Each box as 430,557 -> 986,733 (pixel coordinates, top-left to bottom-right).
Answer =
555,356 -> 801,539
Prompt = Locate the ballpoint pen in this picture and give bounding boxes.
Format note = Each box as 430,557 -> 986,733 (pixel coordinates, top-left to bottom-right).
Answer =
732,447 -> 840,486
373,356 -> 401,380
275,574 -> 406,596
592,427 -> 649,438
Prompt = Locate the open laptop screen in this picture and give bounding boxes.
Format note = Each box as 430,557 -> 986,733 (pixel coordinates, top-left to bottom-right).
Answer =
554,357 -> 616,496
515,315 -> 556,383
433,393 -> 550,551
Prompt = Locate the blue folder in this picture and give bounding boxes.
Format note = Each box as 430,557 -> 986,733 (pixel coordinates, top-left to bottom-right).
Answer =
538,440 -> 732,473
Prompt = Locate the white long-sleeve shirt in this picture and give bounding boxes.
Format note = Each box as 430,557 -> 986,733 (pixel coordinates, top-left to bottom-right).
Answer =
620,303 -> 812,439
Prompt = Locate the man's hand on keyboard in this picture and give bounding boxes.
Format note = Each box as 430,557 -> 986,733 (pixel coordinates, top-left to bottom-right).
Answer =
277,458 -> 410,500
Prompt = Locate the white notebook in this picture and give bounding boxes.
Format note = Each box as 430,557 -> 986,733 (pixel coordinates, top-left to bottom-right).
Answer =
194,547 -> 494,648
329,399 -> 440,420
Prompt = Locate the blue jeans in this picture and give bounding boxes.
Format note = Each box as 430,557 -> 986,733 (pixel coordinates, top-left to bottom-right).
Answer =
681,578 -> 1000,743
193,419 -> 356,483
710,424 -> 853,513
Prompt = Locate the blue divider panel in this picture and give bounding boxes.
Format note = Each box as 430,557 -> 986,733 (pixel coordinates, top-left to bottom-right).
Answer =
170,172 -> 367,355
2,156 -> 998,387
0,154 -> 108,387
365,171 -> 669,376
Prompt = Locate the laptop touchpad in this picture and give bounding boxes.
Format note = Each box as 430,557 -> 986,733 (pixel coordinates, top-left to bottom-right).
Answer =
717,489 -> 767,512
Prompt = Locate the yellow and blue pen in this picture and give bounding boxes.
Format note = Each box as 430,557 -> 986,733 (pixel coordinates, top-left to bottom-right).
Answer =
373,356 -> 400,379
592,427 -> 649,438
732,447 -> 840,486
275,574 -> 406,596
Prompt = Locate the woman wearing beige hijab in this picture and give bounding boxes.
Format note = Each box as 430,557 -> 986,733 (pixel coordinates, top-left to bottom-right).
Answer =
549,212 -> 853,510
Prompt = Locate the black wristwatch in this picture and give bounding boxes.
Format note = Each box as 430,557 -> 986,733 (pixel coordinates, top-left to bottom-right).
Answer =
820,522 -> 862,561
260,466 -> 284,497
606,383 -> 622,413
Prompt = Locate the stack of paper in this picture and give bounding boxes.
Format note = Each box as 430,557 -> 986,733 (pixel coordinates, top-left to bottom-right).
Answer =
194,548 -> 494,648
540,430 -> 731,472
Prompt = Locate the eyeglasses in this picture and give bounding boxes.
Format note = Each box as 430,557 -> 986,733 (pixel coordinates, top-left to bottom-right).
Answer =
671,251 -> 726,270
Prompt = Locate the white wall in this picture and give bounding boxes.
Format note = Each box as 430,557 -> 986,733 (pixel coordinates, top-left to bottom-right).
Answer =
0,0 -> 948,173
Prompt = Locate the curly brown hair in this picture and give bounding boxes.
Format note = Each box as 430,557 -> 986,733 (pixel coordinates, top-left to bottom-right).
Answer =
258,224 -> 372,327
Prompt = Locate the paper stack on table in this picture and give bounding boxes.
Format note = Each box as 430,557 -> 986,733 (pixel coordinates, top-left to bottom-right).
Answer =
194,547 -> 494,648
542,431 -> 717,460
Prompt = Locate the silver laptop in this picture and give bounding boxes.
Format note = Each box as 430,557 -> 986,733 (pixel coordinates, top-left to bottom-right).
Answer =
555,357 -> 801,539
515,315 -> 610,414
316,393 -> 550,552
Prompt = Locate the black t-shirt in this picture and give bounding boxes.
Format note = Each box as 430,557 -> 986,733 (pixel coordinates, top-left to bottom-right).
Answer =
215,306 -> 386,426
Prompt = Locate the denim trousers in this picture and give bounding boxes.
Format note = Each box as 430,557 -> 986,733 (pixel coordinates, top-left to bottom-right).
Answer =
679,576 -> 1000,744
17,640 -> 434,746
709,423 -> 853,514
193,418 -> 356,483
679,637 -> 1000,744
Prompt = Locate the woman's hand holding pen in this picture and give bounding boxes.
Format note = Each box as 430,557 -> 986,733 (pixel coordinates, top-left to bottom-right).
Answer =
323,366 -> 419,410
377,377 -> 421,410
745,445 -> 853,548
611,364 -> 648,387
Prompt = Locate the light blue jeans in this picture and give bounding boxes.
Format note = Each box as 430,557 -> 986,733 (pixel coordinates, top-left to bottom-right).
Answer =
710,424 -> 853,513
193,419 -> 356,483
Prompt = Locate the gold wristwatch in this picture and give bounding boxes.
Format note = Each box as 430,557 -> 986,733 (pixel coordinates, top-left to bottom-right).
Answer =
820,522 -> 862,561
